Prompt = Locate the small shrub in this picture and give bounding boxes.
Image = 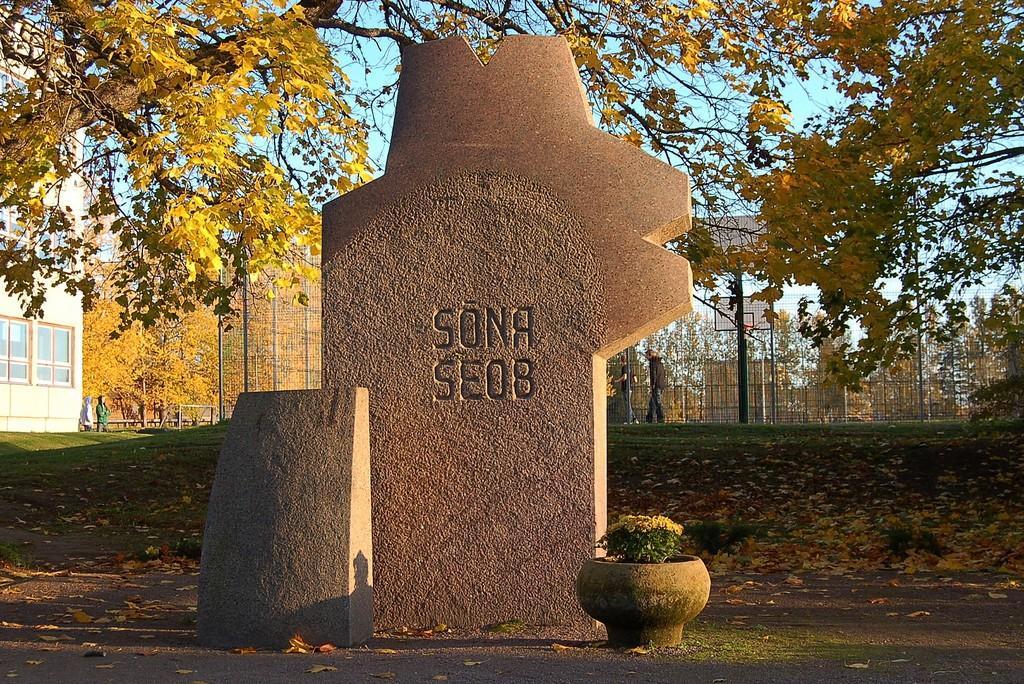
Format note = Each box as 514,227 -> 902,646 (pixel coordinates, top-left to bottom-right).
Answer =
685,520 -> 759,555
0,542 -> 29,569
600,515 -> 683,563
970,376 -> 1024,421
884,525 -> 943,557
172,536 -> 202,560
136,537 -> 202,561
486,619 -> 526,634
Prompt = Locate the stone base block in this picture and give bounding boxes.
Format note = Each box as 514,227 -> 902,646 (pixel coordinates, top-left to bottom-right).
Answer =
198,387 -> 372,649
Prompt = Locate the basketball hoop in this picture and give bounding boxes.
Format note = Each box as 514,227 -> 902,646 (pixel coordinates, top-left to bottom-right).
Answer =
713,296 -> 771,332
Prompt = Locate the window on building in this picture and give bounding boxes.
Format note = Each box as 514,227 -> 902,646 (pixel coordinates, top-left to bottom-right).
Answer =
36,324 -> 72,386
0,318 -> 30,383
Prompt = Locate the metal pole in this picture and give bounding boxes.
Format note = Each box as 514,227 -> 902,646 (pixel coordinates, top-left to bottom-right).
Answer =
769,302 -> 778,424
625,345 -> 635,423
217,314 -> 224,420
303,279 -> 311,390
735,272 -> 749,424
217,270 -> 225,421
242,274 -> 250,394
916,324 -> 926,421
758,353 -> 765,423
914,220 -> 926,422
271,291 -> 279,391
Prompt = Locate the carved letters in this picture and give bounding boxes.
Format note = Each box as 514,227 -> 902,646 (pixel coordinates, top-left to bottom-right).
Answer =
432,302 -> 536,401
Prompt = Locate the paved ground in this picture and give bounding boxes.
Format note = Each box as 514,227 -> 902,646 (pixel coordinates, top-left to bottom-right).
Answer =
1,568 -> 1020,683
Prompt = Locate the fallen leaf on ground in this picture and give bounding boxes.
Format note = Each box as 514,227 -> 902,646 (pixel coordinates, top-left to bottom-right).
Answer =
176,669 -> 194,674
305,665 -> 337,673
314,643 -> 336,654
845,662 -> 870,669
284,635 -> 314,654
989,592 -> 1008,599
906,611 -> 930,618
24,662 -> 41,666
371,673 -> 395,679
626,645 -> 652,655
432,676 -> 448,681
95,664 -> 114,669
551,643 -> 575,652
463,660 -> 484,666
375,648 -> 399,655
70,610 -> 93,624
868,598 -> 890,605
231,647 -> 257,654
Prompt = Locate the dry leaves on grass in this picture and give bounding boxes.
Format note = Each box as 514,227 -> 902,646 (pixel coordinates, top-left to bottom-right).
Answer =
609,428 -> 1024,576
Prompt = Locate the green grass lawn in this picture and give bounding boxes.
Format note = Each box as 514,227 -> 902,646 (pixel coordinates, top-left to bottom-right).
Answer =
0,429 -> 146,457
1,421 -> 1022,573
0,426 -> 224,558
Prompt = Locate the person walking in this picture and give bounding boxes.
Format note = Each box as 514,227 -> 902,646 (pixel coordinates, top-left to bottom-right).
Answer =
96,396 -> 111,432
613,352 -> 636,423
80,396 -> 93,432
645,348 -> 667,424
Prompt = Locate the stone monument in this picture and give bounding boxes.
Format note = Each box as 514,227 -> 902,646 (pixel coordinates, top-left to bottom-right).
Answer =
198,388 -> 372,647
321,35 -> 692,628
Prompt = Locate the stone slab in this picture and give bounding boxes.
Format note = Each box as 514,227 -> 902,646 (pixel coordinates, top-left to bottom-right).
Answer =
197,387 -> 372,648
321,36 -> 692,630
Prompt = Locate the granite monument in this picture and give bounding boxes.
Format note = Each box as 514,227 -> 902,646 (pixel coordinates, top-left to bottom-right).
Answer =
321,35 -> 693,628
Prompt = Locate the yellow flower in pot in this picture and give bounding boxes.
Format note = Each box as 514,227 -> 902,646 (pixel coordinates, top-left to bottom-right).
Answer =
576,515 -> 710,648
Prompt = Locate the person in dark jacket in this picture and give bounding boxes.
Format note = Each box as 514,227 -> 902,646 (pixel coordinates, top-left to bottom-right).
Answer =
645,348 -> 667,423
612,352 -> 635,424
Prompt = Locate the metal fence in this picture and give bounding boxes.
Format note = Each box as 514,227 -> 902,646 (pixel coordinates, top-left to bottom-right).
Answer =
221,278 -> 1017,423
220,274 -> 322,418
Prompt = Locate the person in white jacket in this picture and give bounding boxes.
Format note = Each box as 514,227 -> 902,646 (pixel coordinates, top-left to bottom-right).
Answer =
80,396 -> 93,432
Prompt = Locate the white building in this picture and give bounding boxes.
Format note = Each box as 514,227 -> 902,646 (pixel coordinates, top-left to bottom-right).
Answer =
0,64 -> 87,432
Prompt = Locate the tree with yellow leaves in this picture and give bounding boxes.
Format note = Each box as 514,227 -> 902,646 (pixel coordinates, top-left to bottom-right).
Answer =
2,0 -> 1020,388
738,0 -> 1024,380
0,0 -> 828,326
83,298 -> 217,425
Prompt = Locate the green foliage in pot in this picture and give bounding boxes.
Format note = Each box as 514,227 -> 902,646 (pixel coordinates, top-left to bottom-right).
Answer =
599,515 -> 684,563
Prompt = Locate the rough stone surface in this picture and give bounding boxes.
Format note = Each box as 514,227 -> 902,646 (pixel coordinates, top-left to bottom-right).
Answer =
321,36 -> 692,630
197,387 -> 372,648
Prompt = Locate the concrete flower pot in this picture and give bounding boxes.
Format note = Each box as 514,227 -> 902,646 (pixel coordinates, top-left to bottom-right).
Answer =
576,555 -> 711,647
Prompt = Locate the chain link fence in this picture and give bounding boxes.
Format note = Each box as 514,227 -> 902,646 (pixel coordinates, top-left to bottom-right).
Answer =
220,277 -> 1017,423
